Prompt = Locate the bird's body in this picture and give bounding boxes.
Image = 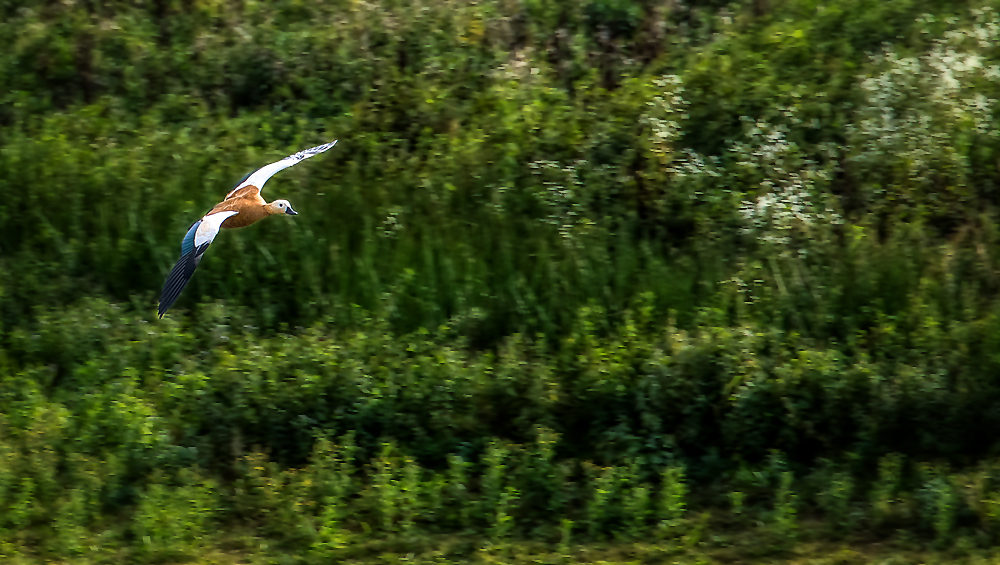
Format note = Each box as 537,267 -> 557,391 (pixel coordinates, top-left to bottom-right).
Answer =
208,187 -> 270,228
157,140 -> 337,318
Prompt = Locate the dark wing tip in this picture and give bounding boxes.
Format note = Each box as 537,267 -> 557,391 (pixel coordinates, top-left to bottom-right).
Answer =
292,141 -> 338,162
158,251 -> 199,317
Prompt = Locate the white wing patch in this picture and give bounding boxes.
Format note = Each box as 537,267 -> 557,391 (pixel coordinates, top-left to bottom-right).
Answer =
228,140 -> 337,198
195,211 -> 238,247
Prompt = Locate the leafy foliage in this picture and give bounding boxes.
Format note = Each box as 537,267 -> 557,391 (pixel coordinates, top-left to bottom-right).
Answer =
5,0 -> 1000,561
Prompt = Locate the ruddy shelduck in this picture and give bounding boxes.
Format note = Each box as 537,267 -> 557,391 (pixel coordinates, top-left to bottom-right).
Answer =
158,141 -> 337,317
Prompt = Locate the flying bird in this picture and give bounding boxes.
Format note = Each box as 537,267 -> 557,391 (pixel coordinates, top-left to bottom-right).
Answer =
158,140 -> 337,318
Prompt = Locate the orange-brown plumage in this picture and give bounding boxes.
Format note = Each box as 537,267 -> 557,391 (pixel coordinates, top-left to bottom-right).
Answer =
209,186 -> 270,228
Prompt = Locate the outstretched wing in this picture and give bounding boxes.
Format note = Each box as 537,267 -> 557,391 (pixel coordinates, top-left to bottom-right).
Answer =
224,140 -> 337,199
158,210 -> 238,318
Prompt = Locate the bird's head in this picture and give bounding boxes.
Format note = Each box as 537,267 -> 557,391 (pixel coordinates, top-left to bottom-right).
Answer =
266,199 -> 298,216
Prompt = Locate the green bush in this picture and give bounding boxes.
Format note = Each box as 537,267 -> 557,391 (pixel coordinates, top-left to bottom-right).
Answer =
132,471 -> 218,559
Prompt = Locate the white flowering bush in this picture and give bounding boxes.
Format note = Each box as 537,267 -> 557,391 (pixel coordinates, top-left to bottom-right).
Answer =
527,159 -> 593,240
642,75 -> 687,167
642,75 -> 740,228
849,8 -> 1000,214
734,119 -> 842,249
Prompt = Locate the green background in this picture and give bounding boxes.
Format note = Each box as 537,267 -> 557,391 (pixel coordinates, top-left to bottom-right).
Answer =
4,0 -> 1000,562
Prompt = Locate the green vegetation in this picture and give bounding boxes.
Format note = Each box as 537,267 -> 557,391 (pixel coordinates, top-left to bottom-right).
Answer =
5,0 -> 1000,562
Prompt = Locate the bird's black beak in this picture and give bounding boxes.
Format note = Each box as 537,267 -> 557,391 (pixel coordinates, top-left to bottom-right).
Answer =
286,207 -> 298,216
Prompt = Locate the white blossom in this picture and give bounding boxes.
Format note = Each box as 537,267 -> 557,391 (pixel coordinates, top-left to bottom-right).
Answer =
851,11 -> 1000,188
642,75 -> 687,164
736,121 -> 842,249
